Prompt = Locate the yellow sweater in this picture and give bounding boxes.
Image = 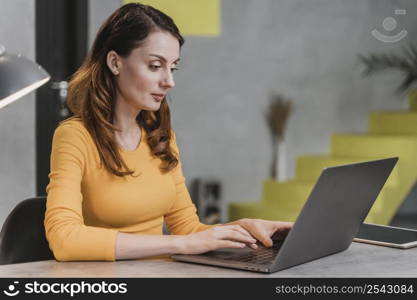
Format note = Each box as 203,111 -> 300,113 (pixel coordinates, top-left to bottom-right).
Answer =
44,118 -> 214,262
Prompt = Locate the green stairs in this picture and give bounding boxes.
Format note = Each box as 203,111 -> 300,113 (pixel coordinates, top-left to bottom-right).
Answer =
229,110 -> 417,224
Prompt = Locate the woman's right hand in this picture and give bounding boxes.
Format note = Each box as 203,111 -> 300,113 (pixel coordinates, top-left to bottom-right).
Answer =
175,225 -> 258,255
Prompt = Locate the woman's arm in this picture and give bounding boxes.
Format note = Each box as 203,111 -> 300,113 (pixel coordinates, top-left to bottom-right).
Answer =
45,122 -> 118,261
115,219 -> 294,259
115,225 -> 258,259
115,232 -> 180,259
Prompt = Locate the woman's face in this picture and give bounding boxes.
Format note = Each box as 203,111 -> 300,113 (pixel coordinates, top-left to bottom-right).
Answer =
108,31 -> 180,112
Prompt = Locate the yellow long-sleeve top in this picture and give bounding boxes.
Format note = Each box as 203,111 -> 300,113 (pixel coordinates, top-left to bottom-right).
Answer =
44,118 -> 214,262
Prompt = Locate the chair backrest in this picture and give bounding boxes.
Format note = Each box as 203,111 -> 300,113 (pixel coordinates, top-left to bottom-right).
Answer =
0,196 -> 54,265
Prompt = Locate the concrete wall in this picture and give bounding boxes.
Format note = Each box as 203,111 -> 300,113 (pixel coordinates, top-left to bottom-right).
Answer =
1,0 -> 416,226
0,0 -> 35,225
90,0 -> 417,221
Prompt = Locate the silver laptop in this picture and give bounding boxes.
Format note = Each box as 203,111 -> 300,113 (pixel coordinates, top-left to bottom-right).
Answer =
171,157 -> 398,273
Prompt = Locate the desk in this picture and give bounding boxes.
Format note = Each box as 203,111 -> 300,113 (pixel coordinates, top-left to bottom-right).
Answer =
1,243 -> 416,277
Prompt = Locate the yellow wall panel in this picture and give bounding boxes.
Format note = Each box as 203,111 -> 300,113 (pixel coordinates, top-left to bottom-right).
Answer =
123,0 -> 221,36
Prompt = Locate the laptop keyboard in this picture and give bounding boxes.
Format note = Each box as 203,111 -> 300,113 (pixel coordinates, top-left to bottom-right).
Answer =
205,240 -> 283,265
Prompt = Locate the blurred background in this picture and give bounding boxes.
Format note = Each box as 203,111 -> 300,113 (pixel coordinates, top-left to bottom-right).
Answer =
1,0 -> 416,229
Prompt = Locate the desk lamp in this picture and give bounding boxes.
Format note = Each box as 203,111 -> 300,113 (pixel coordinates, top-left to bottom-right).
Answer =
0,44 -> 50,109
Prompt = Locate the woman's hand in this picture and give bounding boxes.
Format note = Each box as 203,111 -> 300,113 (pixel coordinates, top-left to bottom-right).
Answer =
176,225 -> 258,255
236,219 -> 293,248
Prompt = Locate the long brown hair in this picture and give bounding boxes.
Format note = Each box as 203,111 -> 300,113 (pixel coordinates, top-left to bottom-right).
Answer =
66,3 -> 184,177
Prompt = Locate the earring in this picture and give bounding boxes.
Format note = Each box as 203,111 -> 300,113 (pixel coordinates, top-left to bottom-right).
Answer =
113,70 -> 119,75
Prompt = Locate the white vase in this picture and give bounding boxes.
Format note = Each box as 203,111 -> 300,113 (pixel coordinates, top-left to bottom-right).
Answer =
276,140 -> 287,182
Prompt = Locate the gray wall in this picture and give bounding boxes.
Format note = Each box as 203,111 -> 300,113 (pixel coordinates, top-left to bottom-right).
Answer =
0,0 -> 35,225
91,0 -> 417,221
1,0 -> 416,226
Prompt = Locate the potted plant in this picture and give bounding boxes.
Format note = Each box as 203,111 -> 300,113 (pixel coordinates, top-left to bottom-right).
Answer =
264,94 -> 292,181
358,43 -> 417,109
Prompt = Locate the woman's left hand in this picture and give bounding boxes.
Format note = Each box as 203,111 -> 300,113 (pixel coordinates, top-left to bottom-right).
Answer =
236,219 -> 293,248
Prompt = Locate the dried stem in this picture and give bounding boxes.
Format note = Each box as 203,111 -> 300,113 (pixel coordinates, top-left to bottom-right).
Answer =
264,94 -> 292,180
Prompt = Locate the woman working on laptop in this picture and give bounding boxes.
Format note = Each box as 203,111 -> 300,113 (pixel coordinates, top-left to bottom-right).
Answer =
44,3 -> 292,262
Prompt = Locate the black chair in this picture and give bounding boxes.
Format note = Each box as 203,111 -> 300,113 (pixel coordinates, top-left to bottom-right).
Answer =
0,196 -> 54,265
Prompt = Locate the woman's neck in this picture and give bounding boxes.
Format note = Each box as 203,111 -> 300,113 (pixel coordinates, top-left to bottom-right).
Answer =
113,95 -> 142,151
113,95 -> 142,134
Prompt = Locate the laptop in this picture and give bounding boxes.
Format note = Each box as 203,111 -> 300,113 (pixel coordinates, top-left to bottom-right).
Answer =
171,157 -> 398,273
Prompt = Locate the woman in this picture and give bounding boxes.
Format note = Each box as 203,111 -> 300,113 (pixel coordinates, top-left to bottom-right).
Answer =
44,2 -> 292,262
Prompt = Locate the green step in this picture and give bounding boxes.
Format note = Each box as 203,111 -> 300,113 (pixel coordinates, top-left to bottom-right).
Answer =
367,187 -> 399,224
295,155 -> 399,187
229,180 -> 313,222
229,201 -> 300,222
229,179 -> 394,224
229,118 -> 417,226
229,201 -> 380,223
369,111 -> 417,135
262,179 -> 313,208
330,134 -> 417,224
331,134 -> 417,163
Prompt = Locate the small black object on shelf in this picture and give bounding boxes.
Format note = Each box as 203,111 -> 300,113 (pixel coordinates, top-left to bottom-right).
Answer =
190,178 -> 222,224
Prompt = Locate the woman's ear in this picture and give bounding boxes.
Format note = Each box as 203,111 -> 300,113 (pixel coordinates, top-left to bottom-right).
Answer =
106,50 -> 121,75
